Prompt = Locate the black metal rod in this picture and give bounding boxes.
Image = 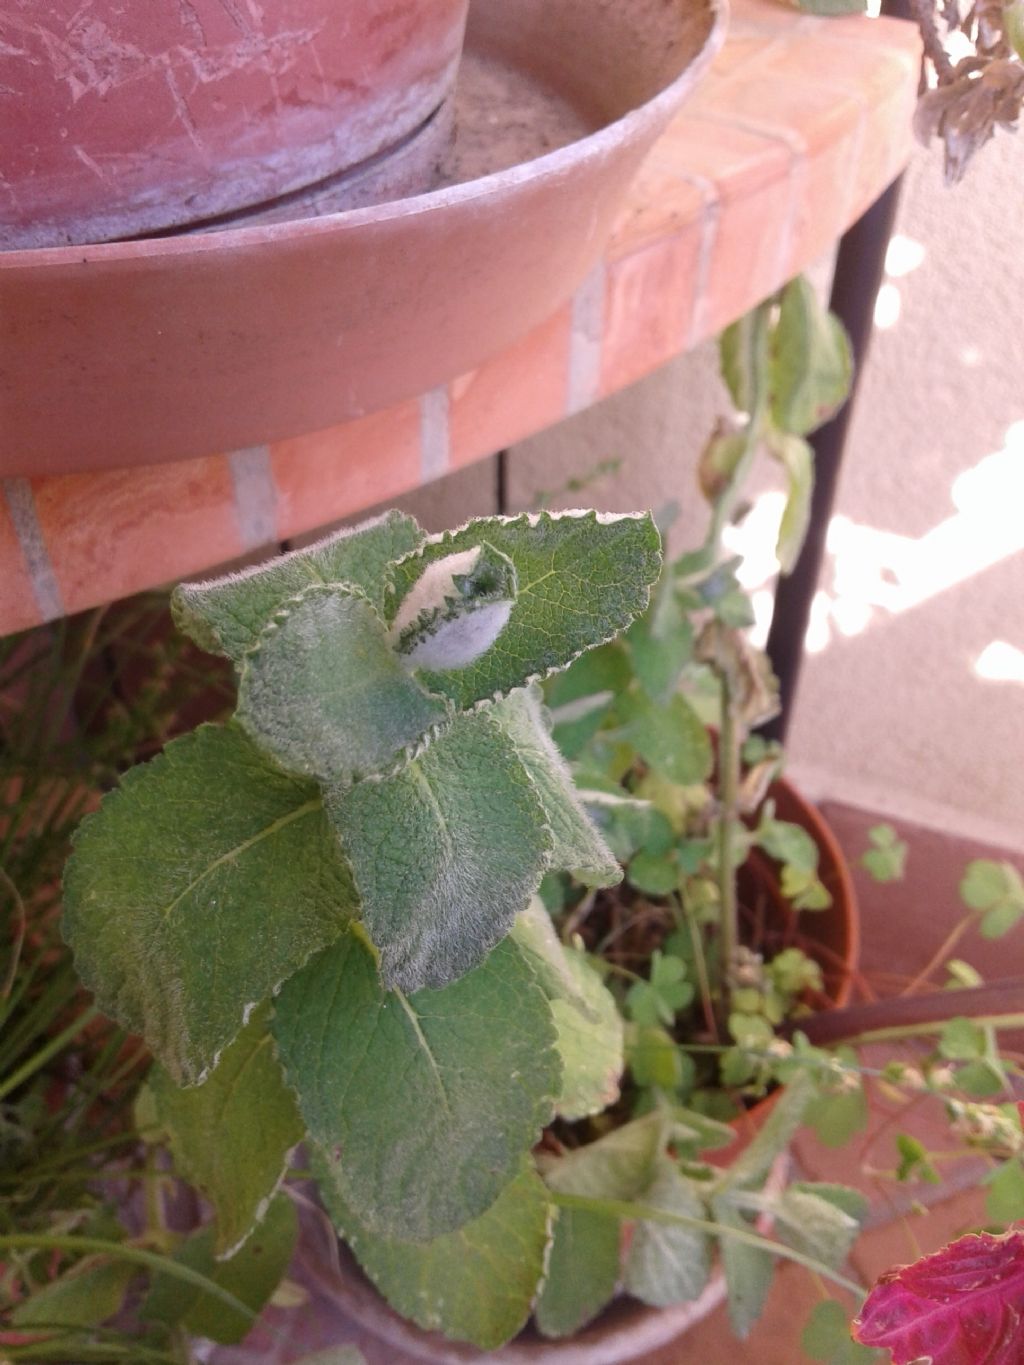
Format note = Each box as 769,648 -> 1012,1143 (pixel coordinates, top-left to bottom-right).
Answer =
763,172 -> 906,744
495,447 -> 510,515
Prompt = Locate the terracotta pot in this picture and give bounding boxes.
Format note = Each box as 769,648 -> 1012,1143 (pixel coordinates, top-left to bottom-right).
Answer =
0,0 -> 726,477
209,783 -> 858,1364
2,0 -> 471,249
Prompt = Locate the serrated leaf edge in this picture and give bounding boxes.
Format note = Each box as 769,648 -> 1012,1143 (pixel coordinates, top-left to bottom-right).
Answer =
385,511 -> 661,713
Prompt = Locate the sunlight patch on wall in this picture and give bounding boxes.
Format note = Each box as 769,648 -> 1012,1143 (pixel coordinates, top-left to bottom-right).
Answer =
722,419 -> 1024,656
975,640 -> 1024,684
874,282 -> 902,330
884,234 -> 926,278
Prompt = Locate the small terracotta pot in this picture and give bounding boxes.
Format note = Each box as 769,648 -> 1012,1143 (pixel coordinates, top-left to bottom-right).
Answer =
2,0 -> 470,249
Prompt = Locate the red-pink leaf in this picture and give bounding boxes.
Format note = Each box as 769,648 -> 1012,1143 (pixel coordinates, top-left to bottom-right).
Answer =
853,1231 -> 1024,1364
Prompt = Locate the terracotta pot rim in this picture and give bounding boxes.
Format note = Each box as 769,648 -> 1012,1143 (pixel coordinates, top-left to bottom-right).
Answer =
0,0 -> 726,270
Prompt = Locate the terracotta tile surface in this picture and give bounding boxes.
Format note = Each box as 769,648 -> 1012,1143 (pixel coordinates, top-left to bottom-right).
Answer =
270,400 -> 423,543
33,457 -> 241,616
606,157 -> 706,263
448,305 -> 572,467
600,230 -> 705,396
0,2 -> 921,632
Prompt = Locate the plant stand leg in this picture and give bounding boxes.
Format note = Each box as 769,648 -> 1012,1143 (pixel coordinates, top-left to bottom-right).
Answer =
762,173 -> 906,744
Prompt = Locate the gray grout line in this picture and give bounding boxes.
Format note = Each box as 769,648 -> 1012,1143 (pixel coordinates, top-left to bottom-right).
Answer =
419,385 -> 450,483
229,445 -> 278,550
681,171 -> 722,349
567,263 -> 607,416
2,478 -> 64,623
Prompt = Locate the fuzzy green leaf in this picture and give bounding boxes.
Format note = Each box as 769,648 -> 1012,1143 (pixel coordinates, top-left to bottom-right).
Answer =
62,722 -> 355,1085
712,1195 -> 773,1339
272,930 -> 560,1243
541,1110 -> 665,1202
320,1156 -> 551,1350
721,303 -> 771,416
150,1006 -> 303,1257
551,947 -> 624,1121
757,816 -> 820,874
172,511 -> 424,662
327,709 -> 550,992
292,1352 -> 368,1365
236,585 -> 449,786
11,1257 -> 135,1329
803,1299 -> 882,1363
628,849 -> 680,896
535,1205 -> 620,1338
861,824 -> 908,883
144,1192 -> 297,1344
796,0 -> 867,14
805,1065 -> 869,1149
627,950 -> 694,1029
939,1018 -> 987,1061
770,431 -> 815,574
960,859 -> 1024,938
770,277 -> 853,436
627,579 -> 694,702
385,511 -> 662,708
986,1159 -> 1024,1224
624,1158 -> 712,1308
719,1073 -> 814,1191
493,689 -> 620,889
510,899 -> 591,1009
769,1185 -> 863,1269
617,691 -> 712,787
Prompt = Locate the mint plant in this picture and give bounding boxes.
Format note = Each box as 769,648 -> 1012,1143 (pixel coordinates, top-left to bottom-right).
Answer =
57,509 -> 660,1333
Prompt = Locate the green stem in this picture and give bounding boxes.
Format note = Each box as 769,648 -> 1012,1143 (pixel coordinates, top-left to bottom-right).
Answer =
548,1191 -> 864,1299
0,1233 -> 256,1324
0,1005 -> 99,1102
717,677 -> 740,1021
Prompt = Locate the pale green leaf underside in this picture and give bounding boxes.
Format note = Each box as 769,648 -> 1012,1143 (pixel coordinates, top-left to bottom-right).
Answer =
391,540 -> 518,670
386,511 -> 662,709
770,277 -> 852,437
540,1110 -> 665,1202
328,709 -> 551,993
712,1195 -> 773,1339
510,899 -> 593,1010
319,1155 -> 551,1351
623,1159 -> 712,1308
771,431 -> 815,575
150,1006 -> 303,1257
237,586 -> 449,787
171,511 -> 424,663
272,930 -> 561,1243
63,722 -> 356,1085
493,690 -> 621,888
769,1185 -> 862,1269
551,948 -> 624,1122
534,1205 -> 620,1339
